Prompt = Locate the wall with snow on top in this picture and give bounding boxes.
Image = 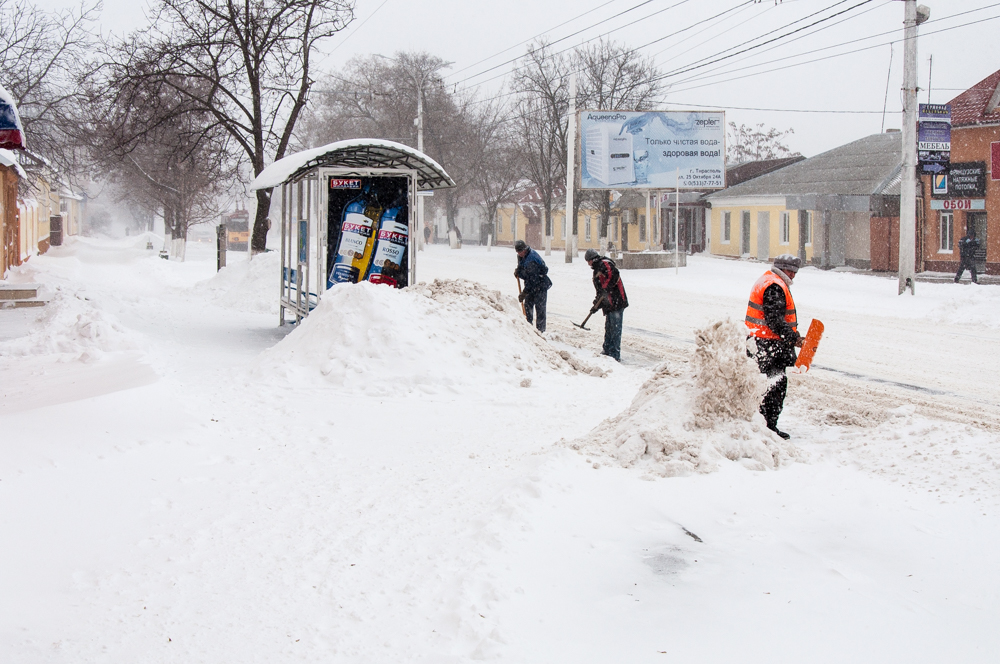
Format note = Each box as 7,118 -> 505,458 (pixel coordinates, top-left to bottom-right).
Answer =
253,278 -> 597,397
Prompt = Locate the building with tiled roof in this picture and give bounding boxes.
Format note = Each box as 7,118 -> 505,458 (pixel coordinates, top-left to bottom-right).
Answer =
947,69 -> 1000,128
921,68 -> 1000,277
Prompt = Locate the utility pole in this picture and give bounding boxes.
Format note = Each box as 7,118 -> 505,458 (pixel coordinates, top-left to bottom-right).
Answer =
416,77 -> 426,251
564,72 -> 577,263
898,1 -> 930,295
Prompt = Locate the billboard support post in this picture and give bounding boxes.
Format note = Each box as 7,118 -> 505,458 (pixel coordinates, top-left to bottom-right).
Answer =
565,72 -> 577,263
675,168 -> 680,275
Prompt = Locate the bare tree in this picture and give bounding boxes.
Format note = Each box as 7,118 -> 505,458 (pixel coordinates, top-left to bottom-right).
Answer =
106,0 -> 354,253
82,71 -> 236,259
511,41 -> 570,241
467,96 -> 522,243
726,122 -> 797,163
574,39 -> 664,239
303,51 -> 481,234
0,0 -> 98,176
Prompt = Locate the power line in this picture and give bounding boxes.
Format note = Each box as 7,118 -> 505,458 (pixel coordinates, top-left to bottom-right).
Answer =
447,0 -> 677,87
445,0 -> 620,79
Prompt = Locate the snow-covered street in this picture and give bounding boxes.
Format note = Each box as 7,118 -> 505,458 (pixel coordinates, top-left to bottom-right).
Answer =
2,236 -> 998,662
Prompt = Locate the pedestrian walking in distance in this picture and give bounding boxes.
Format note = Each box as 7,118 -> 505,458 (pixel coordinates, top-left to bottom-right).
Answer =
745,254 -> 804,440
514,240 -> 552,332
585,248 -> 629,361
955,227 -> 980,284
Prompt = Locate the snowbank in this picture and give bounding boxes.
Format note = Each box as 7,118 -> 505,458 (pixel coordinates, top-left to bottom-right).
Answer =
571,320 -> 799,475
198,250 -> 280,314
0,291 -> 143,362
253,278 -> 599,396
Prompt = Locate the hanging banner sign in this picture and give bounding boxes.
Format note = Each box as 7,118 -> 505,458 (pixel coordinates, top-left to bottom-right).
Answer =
930,199 -> 985,211
947,161 -> 986,198
579,110 -> 726,190
918,103 -> 950,175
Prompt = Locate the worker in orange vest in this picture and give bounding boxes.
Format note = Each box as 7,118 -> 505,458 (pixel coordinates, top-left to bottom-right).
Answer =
745,254 -> 804,439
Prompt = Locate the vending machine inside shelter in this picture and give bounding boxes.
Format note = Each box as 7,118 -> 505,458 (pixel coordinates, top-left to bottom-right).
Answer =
250,140 -> 456,325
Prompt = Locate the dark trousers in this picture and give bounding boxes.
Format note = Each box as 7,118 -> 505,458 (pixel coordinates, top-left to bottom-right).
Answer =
753,337 -> 792,430
603,309 -> 623,361
524,289 -> 547,332
760,373 -> 788,430
955,260 -> 978,283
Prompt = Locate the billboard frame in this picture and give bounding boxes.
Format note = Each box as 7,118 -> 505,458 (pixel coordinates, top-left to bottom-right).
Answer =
577,108 -> 727,191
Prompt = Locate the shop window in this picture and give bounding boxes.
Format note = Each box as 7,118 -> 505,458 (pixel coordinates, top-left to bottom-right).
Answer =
722,211 -> 731,243
802,211 -> 812,246
639,213 -> 646,242
585,215 -> 591,241
939,211 -> 954,252
780,211 -> 790,244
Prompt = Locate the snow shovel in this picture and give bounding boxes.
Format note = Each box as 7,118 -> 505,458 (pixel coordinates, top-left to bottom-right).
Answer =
573,308 -> 597,331
515,277 -> 526,316
794,319 -> 824,371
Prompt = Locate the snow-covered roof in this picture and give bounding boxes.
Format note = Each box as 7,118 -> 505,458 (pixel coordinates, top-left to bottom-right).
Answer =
0,148 -> 27,178
251,139 -> 456,191
948,68 -> 1000,128
707,132 -> 901,201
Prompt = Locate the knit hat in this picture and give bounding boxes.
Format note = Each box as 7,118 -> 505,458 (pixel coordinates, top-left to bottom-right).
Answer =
773,254 -> 802,273
585,248 -> 600,262
514,240 -> 527,252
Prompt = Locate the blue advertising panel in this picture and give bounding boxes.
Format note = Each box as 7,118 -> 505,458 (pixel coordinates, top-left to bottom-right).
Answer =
918,103 -> 950,175
579,110 -> 726,190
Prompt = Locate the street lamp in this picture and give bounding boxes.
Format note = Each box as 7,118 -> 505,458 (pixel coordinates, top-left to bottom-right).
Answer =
373,55 -> 452,250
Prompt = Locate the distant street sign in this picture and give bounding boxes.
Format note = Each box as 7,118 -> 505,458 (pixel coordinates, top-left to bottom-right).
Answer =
930,199 -> 985,211
918,103 -> 950,174
948,162 -> 986,197
932,173 -> 948,195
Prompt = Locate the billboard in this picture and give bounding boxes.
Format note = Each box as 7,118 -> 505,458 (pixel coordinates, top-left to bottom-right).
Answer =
579,110 -> 725,190
326,175 -> 410,289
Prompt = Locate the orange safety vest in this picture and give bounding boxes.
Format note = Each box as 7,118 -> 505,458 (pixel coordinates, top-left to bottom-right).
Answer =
745,271 -> 797,340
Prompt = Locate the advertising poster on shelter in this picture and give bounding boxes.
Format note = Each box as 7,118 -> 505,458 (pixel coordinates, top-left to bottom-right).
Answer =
326,175 -> 410,289
579,110 -> 725,190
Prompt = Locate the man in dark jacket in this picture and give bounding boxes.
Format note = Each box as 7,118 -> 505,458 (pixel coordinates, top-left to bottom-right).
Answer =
954,227 -> 980,284
746,254 -> 804,439
585,248 -> 628,361
514,240 -> 553,332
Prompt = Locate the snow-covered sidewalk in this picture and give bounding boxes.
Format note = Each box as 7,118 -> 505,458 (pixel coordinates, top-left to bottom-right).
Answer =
1,237 -> 997,662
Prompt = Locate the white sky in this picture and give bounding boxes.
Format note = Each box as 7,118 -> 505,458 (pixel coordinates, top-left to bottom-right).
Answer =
47,0 -> 1000,158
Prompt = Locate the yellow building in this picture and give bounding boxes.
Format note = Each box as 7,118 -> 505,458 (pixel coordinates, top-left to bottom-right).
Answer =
707,134 -> 903,269
708,199 -> 815,263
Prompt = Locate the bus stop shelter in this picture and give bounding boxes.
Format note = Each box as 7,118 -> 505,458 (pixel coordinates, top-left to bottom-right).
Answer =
251,139 -> 455,324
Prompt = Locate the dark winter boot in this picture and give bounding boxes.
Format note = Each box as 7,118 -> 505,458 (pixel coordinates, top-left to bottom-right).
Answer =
768,425 -> 791,440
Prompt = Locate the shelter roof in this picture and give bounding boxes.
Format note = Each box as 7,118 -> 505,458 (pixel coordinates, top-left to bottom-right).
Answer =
707,132 -> 901,201
948,68 -> 1000,127
251,139 -> 455,191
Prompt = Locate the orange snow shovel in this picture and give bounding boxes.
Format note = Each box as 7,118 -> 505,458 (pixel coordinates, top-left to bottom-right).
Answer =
794,319 -> 824,371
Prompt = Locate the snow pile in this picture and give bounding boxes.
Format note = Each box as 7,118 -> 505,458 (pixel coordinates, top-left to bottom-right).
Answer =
0,291 -> 142,362
253,279 -> 597,396
570,320 -> 799,476
198,250 -> 280,314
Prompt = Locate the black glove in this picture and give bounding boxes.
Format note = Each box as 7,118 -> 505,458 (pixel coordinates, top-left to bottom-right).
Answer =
518,292 -> 527,302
